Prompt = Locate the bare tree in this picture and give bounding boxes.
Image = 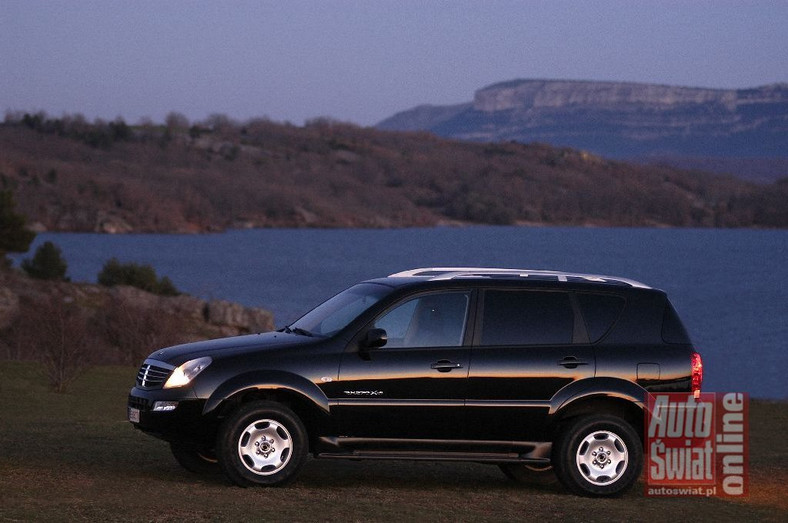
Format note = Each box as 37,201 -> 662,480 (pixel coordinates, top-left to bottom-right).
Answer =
203,113 -> 237,135
12,296 -> 94,393
165,112 -> 190,133
101,297 -> 183,366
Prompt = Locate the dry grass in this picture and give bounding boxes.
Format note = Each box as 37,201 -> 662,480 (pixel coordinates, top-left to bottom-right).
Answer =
0,361 -> 785,522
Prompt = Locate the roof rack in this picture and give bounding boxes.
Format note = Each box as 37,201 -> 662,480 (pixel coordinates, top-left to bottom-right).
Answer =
387,267 -> 650,289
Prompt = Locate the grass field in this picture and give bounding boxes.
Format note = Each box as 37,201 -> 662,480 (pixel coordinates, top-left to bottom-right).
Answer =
0,361 -> 785,522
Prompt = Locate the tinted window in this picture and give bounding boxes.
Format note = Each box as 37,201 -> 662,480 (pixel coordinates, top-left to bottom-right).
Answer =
480,291 -> 574,346
662,301 -> 691,344
375,292 -> 470,348
576,293 -> 625,343
290,283 -> 390,337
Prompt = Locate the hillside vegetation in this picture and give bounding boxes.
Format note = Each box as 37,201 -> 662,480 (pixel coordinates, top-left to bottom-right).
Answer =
1,114 -> 786,233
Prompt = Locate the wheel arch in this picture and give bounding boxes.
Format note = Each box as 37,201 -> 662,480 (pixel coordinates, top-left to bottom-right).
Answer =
549,378 -> 648,442
204,371 -> 331,448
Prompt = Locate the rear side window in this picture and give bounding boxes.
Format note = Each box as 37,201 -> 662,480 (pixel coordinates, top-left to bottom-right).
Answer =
662,301 -> 691,344
576,293 -> 625,343
480,290 -> 574,346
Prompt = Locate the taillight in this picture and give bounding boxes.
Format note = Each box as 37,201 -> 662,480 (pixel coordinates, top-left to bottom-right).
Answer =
691,351 -> 703,397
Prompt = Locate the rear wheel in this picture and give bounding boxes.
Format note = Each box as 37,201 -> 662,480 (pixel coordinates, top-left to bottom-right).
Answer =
170,442 -> 220,474
217,401 -> 308,487
552,415 -> 642,497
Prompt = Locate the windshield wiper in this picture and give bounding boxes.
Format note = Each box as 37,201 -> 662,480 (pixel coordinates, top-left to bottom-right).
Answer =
282,325 -> 314,337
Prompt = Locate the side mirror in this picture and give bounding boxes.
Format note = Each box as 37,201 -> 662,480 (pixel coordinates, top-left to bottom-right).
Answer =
361,328 -> 388,349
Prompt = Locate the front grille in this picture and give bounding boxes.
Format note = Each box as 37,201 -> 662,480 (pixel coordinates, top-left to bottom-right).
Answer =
136,360 -> 173,388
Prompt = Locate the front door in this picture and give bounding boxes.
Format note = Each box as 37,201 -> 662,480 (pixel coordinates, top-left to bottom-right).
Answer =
335,291 -> 472,440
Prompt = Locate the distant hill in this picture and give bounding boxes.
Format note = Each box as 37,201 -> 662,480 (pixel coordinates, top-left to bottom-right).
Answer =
377,80 -> 788,182
1,115 -> 786,233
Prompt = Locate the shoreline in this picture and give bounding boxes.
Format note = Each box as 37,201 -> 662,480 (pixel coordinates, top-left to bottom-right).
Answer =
21,221 -> 788,237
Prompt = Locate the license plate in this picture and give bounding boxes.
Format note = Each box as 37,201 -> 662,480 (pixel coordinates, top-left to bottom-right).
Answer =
128,407 -> 140,423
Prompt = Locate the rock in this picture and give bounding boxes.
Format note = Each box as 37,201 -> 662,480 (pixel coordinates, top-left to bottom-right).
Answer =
472,80 -> 743,112
244,307 -> 275,333
107,287 -> 274,333
161,294 -> 207,321
110,285 -> 160,309
207,299 -> 274,332
376,80 -> 788,159
294,206 -> 318,225
28,222 -> 48,233
2,264 -> 277,364
206,299 -> 243,327
95,212 -> 133,234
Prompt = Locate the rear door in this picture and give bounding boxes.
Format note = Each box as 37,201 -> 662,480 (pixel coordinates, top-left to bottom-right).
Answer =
466,289 -> 595,441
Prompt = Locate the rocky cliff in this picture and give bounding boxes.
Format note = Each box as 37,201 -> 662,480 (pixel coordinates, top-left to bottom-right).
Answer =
378,80 -> 788,166
471,79 -> 782,111
0,269 -> 274,366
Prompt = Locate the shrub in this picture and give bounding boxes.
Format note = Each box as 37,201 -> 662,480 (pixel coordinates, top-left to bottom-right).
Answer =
157,276 -> 179,296
97,258 -> 179,296
22,241 -> 68,280
0,190 -> 36,263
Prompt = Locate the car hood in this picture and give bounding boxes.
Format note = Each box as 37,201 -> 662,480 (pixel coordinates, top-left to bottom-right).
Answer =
147,331 -> 317,366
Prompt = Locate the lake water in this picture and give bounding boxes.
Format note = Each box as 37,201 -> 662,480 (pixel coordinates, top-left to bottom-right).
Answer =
12,227 -> 787,399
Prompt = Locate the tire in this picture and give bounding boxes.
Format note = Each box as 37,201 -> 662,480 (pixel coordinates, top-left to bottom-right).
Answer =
217,401 -> 308,487
552,415 -> 642,497
170,442 -> 221,474
498,463 -> 558,486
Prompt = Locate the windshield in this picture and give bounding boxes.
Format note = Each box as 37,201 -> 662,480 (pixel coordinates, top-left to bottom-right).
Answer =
288,283 -> 392,337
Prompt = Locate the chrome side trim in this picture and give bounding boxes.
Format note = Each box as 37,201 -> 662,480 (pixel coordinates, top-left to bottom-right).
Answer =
329,399 -> 550,408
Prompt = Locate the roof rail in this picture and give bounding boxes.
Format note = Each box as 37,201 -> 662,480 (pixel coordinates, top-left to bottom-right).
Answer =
387,267 -> 650,288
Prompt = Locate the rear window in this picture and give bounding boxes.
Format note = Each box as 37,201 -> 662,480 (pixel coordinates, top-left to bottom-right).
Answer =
576,293 -> 625,343
480,290 -> 574,346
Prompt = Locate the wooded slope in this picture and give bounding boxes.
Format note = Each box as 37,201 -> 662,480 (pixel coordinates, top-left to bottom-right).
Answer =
1,116 -> 785,232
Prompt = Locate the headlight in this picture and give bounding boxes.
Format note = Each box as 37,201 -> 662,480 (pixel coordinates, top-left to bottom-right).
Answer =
163,357 -> 212,389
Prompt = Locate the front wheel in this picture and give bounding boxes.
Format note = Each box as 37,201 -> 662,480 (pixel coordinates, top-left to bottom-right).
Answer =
552,415 -> 642,497
498,463 -> 558,486
170,442 -> 220,474
217,401 -> 308,487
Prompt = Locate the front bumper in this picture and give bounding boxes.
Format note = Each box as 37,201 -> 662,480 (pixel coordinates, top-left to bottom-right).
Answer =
128,386 -> 218,445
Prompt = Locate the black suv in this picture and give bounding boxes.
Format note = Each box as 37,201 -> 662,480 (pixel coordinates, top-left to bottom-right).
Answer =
128,267 -> 702,496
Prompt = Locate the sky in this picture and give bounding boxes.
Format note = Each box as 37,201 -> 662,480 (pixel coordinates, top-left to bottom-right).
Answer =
1,0 -> 786,127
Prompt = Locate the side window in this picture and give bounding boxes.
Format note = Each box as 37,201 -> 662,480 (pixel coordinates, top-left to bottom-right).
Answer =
480,290 -> 574,346
576,293 -> 625,343
374,292 -> 470,348
661,300 -> 690,345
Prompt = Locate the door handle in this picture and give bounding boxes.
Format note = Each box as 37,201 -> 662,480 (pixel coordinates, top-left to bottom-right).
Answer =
431,360 -> 463,372
558,356 -> 589,369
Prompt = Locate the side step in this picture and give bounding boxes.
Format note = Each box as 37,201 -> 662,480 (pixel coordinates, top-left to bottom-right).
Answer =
316,450 -> 552,465
314,438 -> 552,464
